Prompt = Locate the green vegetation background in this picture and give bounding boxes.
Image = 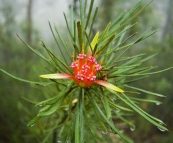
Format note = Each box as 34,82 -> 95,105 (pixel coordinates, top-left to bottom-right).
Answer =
0,0 -> 173,142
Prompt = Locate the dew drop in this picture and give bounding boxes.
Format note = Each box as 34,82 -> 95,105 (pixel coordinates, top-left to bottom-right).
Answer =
57,141 -> 62,143
158,123 -> 166,132
130,126 -> 135,131
39,104 -> 42,107
108,116 -> 112,120
156,102 -> 161,105
116,109 -> 121,113
102,130 -> 108,134
65,108 -> 68,111
158,127 -> 166,132
159,121 -> 164,124
31,124 -> 34,127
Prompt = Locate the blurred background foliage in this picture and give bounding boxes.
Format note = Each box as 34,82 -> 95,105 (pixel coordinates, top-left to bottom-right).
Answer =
0,0 -> 173,143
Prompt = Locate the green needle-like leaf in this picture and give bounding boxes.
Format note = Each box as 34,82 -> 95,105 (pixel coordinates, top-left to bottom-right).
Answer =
84,0 -> 94,30
27,116 -> 41,127
125,85 -> 165,97
115,112 -> 135,129
75,99 -> 80,143
63,12 -> 73,39
79,89 -> 85,143
109,101 -> 133,112
66,108 -> 77,142
98,22 -> 111,43
17,34 -> 49,63
0,69 -> 54,86
112,91 -> 168,131
77,21 -> 83,51
101,89 -> 111,119
36,81 -> 74,106
88,92 -> 134,143
49,22 -> 68,65
89,6 -> 98,38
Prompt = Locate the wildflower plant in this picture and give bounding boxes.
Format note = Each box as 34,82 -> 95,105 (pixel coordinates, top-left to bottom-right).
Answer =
1,0 -> 172,142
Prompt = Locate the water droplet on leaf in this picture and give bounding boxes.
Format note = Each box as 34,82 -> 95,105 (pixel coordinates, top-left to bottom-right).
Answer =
116,109 -> 121,113
31,124 -> 34,127
158,123 -> 166,132
158,127 -> 166,132
65,108 -> 68,111
156,102 -> 161,105
130,126 -> 135,131
102,130 -> 108,134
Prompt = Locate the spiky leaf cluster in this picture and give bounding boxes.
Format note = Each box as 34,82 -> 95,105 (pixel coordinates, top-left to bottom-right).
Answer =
1,0 -> 172,143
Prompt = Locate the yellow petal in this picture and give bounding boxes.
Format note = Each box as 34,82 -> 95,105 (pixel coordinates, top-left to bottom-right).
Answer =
91,32 -> 99,50
95,80 -> 124,93
40,73 -> 73,79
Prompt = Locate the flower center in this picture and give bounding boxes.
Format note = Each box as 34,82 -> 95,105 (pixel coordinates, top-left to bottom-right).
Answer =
70,53 -> 102,87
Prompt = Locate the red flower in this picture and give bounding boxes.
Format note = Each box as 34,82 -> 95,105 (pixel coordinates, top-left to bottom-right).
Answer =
40,32 -> 124,92
70,54 -> 102,87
